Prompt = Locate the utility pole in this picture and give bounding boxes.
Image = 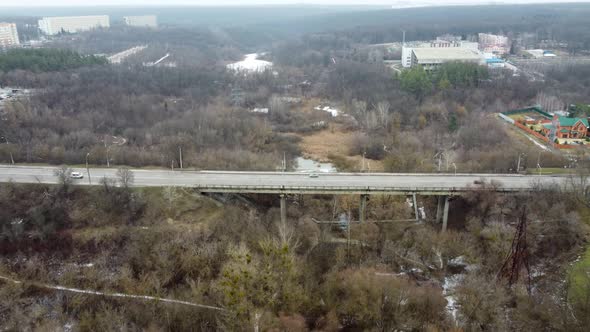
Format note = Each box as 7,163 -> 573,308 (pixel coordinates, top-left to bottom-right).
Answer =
361,152 -> 366,172
106,145 -> 111,168
537,151 -> 542,175
282,152 -> 286,172
347,210 -> 351,265
517,153 -> 526,173
86,152 -> 91,185
179,146 -> 183,169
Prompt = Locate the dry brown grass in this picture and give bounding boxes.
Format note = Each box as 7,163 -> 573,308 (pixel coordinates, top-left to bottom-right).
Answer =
297,124 -> 384,172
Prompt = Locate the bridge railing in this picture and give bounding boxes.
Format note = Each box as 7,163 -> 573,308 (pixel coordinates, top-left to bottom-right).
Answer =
194,184 -> 530,193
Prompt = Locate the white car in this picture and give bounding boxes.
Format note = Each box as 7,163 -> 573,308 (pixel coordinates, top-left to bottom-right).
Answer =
70,172 -> 84,179
308,173 -> 319,178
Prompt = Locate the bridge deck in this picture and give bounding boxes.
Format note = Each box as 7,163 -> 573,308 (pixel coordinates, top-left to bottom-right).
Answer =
0,165 -> 568,195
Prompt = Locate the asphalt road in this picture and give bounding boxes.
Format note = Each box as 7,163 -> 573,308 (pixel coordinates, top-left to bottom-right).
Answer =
0,165 -> 570,194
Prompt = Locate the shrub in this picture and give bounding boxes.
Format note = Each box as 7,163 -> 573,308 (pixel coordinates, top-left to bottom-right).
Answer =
322,268 -> 446,329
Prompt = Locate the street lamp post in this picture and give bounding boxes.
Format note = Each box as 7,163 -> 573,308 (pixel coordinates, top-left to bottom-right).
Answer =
517,153 -> 526,173
179,146 -> 183,169
537,151 -> 542,175
106,145 -> 111,168
362,152 -> 366,172
86,152 -> 92,184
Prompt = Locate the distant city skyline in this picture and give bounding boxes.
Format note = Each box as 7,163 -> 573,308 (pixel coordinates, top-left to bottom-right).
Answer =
2,0 -> 590,7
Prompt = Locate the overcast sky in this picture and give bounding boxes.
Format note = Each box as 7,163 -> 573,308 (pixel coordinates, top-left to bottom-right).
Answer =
2,0 -> 590,6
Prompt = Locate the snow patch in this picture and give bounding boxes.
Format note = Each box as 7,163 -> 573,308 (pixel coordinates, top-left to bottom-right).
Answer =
449,256 -> 467,267
227,53 -> 273,73
443,274 -> 464,322
314,105 -> 340,117
64,322 -> 74,332
250,108 -> 269,114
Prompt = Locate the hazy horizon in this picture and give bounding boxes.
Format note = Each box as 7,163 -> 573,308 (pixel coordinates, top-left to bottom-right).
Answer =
2,0 -> 590,7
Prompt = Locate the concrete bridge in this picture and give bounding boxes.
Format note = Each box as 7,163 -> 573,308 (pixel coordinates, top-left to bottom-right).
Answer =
0,165 -> 570,231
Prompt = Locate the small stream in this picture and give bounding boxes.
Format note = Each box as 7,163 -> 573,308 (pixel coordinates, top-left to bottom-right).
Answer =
295,157 -> 336,173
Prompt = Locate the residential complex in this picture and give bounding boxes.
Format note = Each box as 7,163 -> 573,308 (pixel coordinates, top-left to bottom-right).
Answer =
478,33 -> 510,55
539,116 -> 589,140
124,15 -> 158,28
38,15 -> 110,35
501,106 -> 590,147
0,23 -> 20,48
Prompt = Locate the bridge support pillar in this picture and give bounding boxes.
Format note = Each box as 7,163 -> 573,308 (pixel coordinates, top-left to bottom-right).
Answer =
280,194 -> 287,226
412,193 -> 419,221
436,196 -> 444,223
442,196 -> 450,232
359,194 -> 368,223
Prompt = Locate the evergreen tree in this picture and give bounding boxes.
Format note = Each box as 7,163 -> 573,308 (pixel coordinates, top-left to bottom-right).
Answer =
399,66 -> 432,101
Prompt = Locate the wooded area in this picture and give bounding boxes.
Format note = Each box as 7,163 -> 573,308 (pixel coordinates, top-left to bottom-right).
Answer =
0,48 -> 107,72
1,2 -> 590,330
1,177 -> 589,330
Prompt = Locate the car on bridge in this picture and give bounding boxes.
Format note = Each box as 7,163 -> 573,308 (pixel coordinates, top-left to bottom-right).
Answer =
70,172 -> 84,179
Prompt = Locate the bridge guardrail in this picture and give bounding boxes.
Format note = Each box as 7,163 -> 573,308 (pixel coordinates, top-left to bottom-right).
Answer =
194,184 -> 531,193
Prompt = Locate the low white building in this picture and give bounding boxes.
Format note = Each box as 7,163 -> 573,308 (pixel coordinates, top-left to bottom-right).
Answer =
0,23 -> 19,48
526,49 -> 557,58
402,40 -> 480,68
411,48 -> 485,71
124,15 -> 157,28
38,15 -> 110,35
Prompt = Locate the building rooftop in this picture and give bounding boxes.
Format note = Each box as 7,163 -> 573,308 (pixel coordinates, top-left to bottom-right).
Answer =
412,48 -> 483,62
558,116 -> 589,127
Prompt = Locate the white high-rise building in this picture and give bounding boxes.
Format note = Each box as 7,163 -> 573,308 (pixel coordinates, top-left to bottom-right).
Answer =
478,33 -> 510,55
0,23 -> 20,48
124,15 -> 157,28
38,15 -> 110,35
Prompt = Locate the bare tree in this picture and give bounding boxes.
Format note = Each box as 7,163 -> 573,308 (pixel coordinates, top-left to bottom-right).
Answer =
99,176 -> 117,194
53,165 -> 73,190
163,186 -> 180,214
269,95 -> 287,121
116,167 -> 134,188
376,101 -> 390,128
352,99 -> 367,119
564,165 -> 590,208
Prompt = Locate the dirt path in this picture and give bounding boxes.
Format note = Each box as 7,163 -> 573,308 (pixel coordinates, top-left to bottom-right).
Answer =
0,275 -> 226,312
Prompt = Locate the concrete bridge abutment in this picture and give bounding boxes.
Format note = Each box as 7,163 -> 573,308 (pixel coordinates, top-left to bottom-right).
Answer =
435,195 -> 450,232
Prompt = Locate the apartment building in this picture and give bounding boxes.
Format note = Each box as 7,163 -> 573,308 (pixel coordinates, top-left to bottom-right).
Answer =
38,15 -> 110,35
0,23 -> 20,48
